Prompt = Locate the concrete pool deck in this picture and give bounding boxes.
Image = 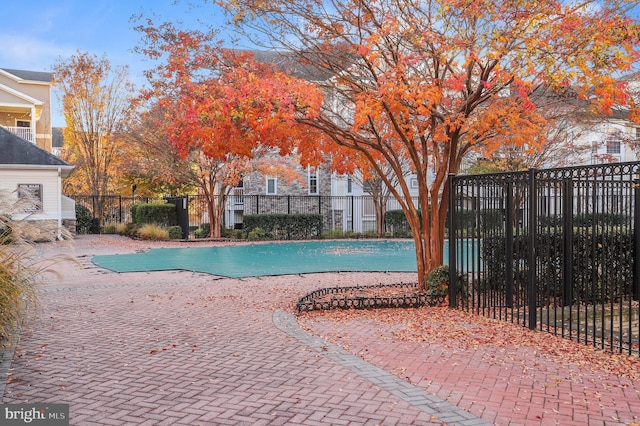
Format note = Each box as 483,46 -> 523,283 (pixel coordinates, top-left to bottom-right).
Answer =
1,235 -> 639,425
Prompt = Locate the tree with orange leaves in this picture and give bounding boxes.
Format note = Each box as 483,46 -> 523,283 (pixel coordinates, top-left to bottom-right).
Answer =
135,21 -> 327,237
218,0 -> 640,290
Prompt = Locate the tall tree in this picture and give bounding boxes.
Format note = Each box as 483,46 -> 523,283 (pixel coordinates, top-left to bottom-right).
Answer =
135,21 -> 326,237
123,103 -> 198,196
54,52 -> 136,200
219,0 -> 640,290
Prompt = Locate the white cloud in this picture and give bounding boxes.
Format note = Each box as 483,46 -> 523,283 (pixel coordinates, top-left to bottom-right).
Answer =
0,34 -> 75,72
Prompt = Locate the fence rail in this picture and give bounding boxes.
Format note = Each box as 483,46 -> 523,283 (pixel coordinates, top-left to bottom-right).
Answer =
70,194 -> 419,239
449,162 -> 640,356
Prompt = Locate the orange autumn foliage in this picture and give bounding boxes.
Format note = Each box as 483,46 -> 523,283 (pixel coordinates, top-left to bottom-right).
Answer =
135,21 -> 330,237
220,0 -> 640,289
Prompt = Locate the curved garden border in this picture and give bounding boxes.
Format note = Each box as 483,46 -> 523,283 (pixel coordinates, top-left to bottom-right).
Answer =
296,282 -> 445,312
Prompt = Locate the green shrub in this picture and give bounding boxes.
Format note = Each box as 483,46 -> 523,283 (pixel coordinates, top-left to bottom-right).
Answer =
481,230 -> 634,302
385,209 -> 421,236
221,227 -> 245,239
75,204 -> 94,234
130,204 -> 140,223
323,229 -> 346,239
194,223 -> 210,238
248,227 -> 267,240
427,265 -> 450,297
89,218 -> 101,234
243,214 -> 323,239
132,203 -> 177,227
168,226 -> 183,240
231,229 -> 245,239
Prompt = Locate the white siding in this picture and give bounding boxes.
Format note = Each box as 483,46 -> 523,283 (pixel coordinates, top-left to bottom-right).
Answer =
0,168 -> 61,220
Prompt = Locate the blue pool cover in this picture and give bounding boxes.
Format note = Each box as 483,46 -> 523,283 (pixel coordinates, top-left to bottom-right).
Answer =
92,240 -> 420,278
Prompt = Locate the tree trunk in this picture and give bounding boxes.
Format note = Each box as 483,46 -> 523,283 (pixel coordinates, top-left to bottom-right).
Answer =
376,198 -> 386,235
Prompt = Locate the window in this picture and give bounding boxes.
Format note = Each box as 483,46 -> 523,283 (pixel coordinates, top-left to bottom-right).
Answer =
591,141 -> 599,154
16,120 -> 30,128
308,168 -> 318,195
606,139 -> 621,154
346,175 -> 353,194
410,177 -> 419,189
266,177 -> 277,195
17,183 -> 43,211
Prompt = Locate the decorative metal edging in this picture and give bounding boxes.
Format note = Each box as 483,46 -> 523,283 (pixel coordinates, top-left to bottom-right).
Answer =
296,282 -> 445,312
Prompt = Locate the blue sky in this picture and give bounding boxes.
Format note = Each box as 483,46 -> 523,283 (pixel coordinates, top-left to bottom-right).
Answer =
0,1 -> 236,127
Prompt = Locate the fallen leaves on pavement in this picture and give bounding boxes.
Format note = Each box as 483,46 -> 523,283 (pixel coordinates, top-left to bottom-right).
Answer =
298,306 -> 640,380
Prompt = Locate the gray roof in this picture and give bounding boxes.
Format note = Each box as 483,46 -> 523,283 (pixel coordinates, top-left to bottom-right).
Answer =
0,127 -> 71,167
1,68 -> 53,83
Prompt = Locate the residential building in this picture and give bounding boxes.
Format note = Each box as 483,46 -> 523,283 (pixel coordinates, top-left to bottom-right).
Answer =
0,68 -> 54,152
0,127 -> 75,238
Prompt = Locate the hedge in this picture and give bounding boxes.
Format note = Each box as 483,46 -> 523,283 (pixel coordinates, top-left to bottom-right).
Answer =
131,203 -> 177,227
480,230 -> 634,302
385,209 -> 421,235
243,214 -> 323,239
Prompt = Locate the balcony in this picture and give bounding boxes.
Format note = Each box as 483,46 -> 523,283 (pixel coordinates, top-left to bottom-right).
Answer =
2,126 -> 35,143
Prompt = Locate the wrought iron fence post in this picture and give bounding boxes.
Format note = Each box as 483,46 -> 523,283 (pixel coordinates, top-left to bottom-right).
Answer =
527,169 -> 538,330
505,181 -> 514,309
562,178 -> 574,306
634,179 -> 640,301
350,196 -> 355,232
448,174 -> 457,308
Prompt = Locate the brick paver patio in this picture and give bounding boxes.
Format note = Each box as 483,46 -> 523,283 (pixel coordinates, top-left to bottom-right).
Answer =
1,235 -> 639,425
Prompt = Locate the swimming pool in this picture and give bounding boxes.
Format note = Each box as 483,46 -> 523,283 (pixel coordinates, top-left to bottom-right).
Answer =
92,240 -> 419,278
92,239 -> 478,278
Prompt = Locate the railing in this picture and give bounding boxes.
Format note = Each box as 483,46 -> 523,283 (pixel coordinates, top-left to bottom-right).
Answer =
2,125 -> 34,143
449,162 -> 640,356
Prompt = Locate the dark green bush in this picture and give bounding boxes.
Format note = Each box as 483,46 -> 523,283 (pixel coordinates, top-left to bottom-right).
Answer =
385,209 -> 421,236
132,203 -> 177,227
538,212 -> 630,228
168,226 -> 183,240
221,227 -> 245,239
481,230 -> 634,302
130,204 -> 140,223
243,214 -> 323,239
76,204 -> 94,234
427,265 -> 450,297
89,218 -> 101,234
248,227 -> 267,240
194,223 -> 210,238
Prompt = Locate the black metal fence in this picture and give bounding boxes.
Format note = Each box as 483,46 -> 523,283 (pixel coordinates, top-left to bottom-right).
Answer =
448,162 -> 640,355
71,194 -> 419,238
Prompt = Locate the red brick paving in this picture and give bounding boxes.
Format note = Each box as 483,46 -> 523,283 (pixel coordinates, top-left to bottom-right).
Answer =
1,236 -> 455,425
299,312 -> 640,425
2,235 -> 639,425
